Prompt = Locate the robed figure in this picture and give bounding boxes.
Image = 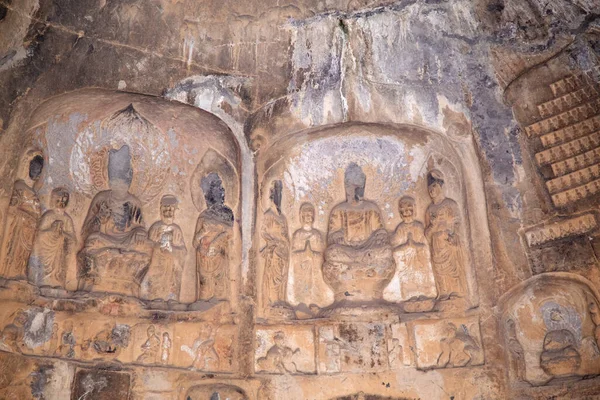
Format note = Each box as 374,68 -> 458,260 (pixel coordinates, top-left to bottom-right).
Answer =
194,172 -> 234,301
287,202 -> 333,307
261,180 -> 289,307
1,155 -> 44,279
141,195 -> 187,301
28,187 -> 77,288
424,170 -> 468,299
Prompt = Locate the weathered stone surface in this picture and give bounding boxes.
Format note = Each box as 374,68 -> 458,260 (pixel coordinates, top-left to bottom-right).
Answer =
0,0 -> 599,398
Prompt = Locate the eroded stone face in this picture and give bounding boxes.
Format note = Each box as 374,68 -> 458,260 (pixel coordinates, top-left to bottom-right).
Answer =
0,0 -> 599,398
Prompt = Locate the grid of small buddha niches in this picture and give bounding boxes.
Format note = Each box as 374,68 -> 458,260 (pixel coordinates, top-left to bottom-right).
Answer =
524,66 -> 600,208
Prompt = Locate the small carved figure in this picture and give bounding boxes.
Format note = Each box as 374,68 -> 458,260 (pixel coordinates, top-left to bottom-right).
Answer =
0,309 -> 27,353
261,180 -> 289,307
287,202 -> 333,308
140,195 -> 187,301
0,155 -> 43,279
194,172 -> 234,301
137,325 -> 161,363
55,320 -> 76,358
92,323 -> 130,357
385,196 -> 437,310
388,338 -> 403,368
257,331 -> 300,374
161,332 -> 171,365
540,329 -> 582,377
322,163 -> 393,301
78,145 -> 152,296
323,339 -> 342,373
436,323 -> 480,368
28,187 -> 77,288
44,322 -> 60,355
425,170 -> 468,299
181,325 -> 220,371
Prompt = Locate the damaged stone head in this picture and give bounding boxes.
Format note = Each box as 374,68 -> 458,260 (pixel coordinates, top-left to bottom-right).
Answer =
28,155 -> 44,182
344,162 -> 366,203
108,145 -> 134,198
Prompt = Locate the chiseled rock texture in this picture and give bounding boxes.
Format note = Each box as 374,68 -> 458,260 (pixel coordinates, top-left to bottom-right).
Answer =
0,0 -> 599,399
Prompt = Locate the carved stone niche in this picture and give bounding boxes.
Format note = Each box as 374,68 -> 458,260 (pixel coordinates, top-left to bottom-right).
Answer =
504,49 -> 600,277
0,295 -> 238,374
0,89 -> 242,307
254,122 -> 485,319
499,273 -> 600,387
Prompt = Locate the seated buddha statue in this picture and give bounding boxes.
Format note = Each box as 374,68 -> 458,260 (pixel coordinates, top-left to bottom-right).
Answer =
78,145 -> 152,296
322,163 -> 394,302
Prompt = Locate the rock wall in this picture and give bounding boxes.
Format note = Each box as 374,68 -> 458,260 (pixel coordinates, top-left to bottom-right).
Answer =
0,0 -> 599,399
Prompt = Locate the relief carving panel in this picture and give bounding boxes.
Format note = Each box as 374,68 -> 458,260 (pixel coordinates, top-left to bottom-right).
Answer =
255,123 -> 480,319
0,89 -> 242,306
500,273 -> 600,386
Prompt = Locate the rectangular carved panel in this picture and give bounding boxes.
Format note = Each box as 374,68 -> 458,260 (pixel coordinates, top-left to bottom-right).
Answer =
519,69 -> 600,207
411,316 -> 484,371
72,369 -> 131,400
523,213 -> 597,247
539,115 -> 600,147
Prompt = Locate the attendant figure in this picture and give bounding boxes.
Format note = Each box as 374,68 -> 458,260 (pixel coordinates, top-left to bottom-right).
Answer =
161,332 -> 171,365
425,170 -> 468,299
261,180 -> 289,307
1,155 -> 43,279
287,202 -> 333,307
193,173 -> 234,301
384,196 -> 437,308
137,325 -> 160,363
141,195 -> 186,301
181,325 -> 220,371
28,187 -> 77,288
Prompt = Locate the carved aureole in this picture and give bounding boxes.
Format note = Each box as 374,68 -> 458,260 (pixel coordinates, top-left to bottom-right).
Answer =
322,163 -> 394,303
194,172 -> 234,302
28,187 -> 77,288
0,154 -> 43,279
78,145 -> 152,297
140,195 -> 187,302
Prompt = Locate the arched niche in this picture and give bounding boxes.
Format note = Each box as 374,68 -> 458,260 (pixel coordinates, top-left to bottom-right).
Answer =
499,272 -> 600,387
0,88 -> 242,306
254,121 -> 489,318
